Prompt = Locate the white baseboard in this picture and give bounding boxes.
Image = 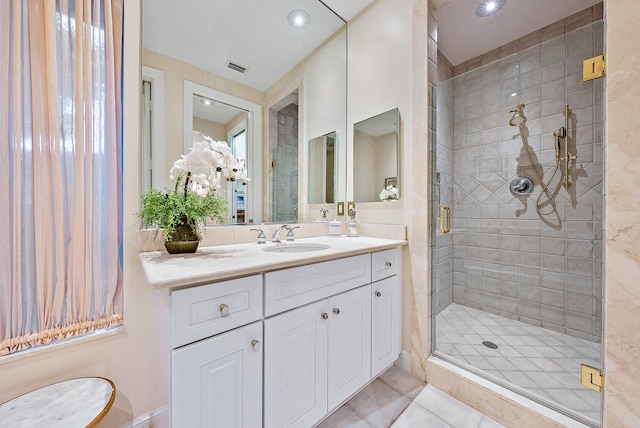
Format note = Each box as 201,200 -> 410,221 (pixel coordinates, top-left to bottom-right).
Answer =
122,405 -> 168,428
394,350 -> 412,373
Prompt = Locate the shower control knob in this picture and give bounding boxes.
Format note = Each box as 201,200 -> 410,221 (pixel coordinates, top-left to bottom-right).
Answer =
509,177 -> 534,197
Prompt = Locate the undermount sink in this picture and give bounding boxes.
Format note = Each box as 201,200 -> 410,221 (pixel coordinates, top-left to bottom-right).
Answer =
263,243 -> 330,253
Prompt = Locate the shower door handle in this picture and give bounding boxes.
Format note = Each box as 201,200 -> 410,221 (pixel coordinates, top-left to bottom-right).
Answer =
440,205 -> 450,235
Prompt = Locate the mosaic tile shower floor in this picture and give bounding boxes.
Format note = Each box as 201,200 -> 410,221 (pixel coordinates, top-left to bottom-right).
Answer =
435,303 -> 602,423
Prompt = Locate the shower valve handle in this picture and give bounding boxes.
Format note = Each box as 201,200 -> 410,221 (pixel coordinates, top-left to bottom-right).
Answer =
512,182 -> 527,191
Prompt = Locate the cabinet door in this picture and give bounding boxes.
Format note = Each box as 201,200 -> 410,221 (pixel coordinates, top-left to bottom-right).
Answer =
327,285 -> 372,410
171,321 -> 263,428
371,275 -> 402,377
264,300 -> 328,428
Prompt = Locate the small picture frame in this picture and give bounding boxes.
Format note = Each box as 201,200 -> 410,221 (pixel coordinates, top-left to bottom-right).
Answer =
384,177 -> 397,188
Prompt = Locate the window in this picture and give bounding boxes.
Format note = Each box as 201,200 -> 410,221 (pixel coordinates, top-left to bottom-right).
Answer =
0,0 -> 124,355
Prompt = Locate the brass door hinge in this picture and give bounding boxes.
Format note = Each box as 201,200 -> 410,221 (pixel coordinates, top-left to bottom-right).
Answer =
583,55 -> 606,81
581,364 -> 604,393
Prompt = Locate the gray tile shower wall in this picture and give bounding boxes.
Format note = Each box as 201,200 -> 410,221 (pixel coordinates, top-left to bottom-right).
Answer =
269,103 -> 299,222
436,19 -> 603,342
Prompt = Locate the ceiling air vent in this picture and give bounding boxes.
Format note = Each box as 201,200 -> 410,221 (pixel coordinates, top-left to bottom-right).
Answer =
226,61 -> 247,74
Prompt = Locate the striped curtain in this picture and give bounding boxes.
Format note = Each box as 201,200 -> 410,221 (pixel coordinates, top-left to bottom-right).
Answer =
0,0 -> 124,355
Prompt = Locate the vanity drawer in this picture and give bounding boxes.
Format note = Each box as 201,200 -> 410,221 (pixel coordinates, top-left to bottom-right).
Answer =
171,274 -> 262,348
264,254 -> 371,317
371,247 -> 401,282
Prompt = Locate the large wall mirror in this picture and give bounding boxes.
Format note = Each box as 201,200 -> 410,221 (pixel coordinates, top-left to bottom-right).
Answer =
142,0 -> 347,224
353,108 -> 400,202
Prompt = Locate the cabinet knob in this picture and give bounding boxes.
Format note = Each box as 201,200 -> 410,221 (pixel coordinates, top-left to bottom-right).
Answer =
332,308 -> 340,315
321,312 -> 329,320
375,291 -> 382,297
251,339 -> 261,352
219,304 -> 230,317
385,261 -> 392,268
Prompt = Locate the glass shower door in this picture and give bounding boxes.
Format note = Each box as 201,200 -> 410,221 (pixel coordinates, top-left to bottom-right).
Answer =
431,20 -> 604,427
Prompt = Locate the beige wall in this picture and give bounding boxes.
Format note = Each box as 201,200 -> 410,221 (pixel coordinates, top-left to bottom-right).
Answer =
193,117 -> 225,141
603,0 -> 640,425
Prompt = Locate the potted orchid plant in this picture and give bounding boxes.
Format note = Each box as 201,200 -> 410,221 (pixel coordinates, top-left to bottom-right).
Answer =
138,132 -> 248,253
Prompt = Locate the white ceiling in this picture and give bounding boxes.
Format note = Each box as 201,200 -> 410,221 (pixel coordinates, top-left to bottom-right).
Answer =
436,0 -> 602,66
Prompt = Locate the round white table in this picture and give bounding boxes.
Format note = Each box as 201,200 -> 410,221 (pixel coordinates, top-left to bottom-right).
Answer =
0,377 -> 116,427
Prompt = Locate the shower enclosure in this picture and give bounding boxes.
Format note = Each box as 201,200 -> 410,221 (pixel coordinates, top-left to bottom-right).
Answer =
431,21 -> 604,426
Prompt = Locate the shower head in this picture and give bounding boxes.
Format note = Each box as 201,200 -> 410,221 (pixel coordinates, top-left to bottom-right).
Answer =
509,103 -> 527,127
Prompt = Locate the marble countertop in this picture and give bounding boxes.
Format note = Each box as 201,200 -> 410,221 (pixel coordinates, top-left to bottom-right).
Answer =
139,235 -> 407,289
0,377 -> 115,427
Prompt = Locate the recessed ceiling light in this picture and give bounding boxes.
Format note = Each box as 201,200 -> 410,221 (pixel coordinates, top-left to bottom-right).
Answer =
288,9 -> 310,29
476,0 -> 506,17
200,98 -> 214,106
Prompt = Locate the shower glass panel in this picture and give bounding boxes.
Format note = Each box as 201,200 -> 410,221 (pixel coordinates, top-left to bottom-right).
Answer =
431,21 -> 604,426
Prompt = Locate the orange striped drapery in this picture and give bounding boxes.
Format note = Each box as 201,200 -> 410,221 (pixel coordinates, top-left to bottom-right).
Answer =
0,0 -> 124,356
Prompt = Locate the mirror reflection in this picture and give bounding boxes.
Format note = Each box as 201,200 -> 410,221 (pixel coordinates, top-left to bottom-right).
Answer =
308,131 -> 337,204
183,81 -> 262,223
142,0 -> 347,224
353,108 -> 400,202
192,94 -> 249,223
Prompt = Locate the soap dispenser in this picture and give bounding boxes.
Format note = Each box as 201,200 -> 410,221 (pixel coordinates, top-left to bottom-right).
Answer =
347,208 -> 359,237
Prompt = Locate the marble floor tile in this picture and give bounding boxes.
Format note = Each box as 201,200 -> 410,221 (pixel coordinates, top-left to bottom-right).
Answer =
316,405 -> 374,428
413,385 -> 505,428
317,365 -> 504,428
346,379 -> 411,428
377,365 -> 426,399
390,402 -> 453,427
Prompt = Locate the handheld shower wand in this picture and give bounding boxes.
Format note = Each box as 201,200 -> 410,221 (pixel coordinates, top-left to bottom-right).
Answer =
553,127 -> 566,161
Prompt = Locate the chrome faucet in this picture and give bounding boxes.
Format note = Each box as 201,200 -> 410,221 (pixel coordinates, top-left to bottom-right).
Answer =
272,224 -> 291,243
250,228 -> 267,244
286,226 -> 300,242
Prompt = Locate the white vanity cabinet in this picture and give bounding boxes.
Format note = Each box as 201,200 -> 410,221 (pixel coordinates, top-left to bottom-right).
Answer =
170,275 -> 263,428
166,246 -> 403,428
327,285 -> 372,409
264,285 -> 372,428
263,299 -> 329,428
263,254 -> 379,428
172,321 -> 263,427
371,248 -> 403,377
